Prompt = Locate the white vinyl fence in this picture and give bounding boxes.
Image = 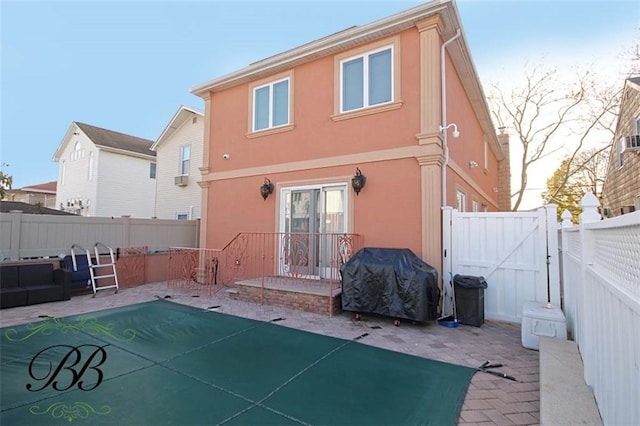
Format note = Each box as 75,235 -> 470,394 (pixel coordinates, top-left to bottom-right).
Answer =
560,193 -> 640,426
443,205 -> 560,323
0,211 -> 199,261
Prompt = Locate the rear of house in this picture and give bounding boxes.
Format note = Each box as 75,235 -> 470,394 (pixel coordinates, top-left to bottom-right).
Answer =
191,0 -> 506,277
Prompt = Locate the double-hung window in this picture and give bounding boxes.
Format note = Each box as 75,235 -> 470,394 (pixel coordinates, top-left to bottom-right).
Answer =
340,46 -> 392,113
253,78 -> 290,132
180,145 -> 190,175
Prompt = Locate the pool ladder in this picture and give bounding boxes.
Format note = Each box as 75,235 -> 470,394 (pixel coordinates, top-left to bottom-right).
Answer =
71,242 -> 119,297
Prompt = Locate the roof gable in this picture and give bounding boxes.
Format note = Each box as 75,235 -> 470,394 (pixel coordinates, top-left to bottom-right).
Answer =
52,122 -> 156,161
151,105 -> 204,151
75,122 -> 156,157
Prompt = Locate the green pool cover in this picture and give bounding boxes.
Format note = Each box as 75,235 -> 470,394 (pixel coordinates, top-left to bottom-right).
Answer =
1,299 -> 475,425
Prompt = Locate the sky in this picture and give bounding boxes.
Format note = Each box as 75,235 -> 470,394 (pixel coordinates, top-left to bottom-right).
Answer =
1,0 -> 638,210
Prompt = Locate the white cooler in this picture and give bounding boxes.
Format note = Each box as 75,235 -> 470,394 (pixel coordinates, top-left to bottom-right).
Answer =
521,301 -> 567,350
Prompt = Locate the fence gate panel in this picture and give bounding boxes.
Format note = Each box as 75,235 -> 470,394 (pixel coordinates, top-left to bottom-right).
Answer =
443,206 -> 559,323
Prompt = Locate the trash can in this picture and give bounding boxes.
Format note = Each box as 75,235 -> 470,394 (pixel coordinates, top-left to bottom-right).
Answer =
453,274 -> 488,327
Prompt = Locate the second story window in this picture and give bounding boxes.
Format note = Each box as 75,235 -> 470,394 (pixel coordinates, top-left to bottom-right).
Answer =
340,46 -> 392,113
180,145 -> 190,175
150,162 -> 156,179
253,78 -> 290,132
70,141 -> 85,161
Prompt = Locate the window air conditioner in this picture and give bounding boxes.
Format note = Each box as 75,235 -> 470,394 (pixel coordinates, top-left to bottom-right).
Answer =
174,175 -> 188,186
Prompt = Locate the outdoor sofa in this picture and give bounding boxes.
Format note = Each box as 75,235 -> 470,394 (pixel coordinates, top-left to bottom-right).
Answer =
0,263 -> 72,309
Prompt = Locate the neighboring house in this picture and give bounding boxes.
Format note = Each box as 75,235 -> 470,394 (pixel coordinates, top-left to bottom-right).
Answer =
602,76 -> 640,217
0,200 -> 75,215
52,122 -> 156,218
3,181 -> 57,209
190,0 -> 508,274
151,106 -> 204,220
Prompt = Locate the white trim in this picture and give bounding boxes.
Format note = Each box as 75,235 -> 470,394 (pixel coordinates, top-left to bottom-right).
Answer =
252,77 -> 291,132
279,183 -> 349,279
190,2 -> 449,95
339,44 -> 394,113
179,144 -> 191,175
151,105 -> 204,151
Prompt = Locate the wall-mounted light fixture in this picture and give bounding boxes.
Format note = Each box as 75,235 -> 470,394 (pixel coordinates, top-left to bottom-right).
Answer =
260,178 -> 274,200
469,160 -> 479,168
351,168 -> 366,196
439,123 -> 460,138
492,187 -> 500,193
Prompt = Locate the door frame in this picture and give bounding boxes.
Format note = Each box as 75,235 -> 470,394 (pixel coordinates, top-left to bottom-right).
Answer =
278,182 -> 350,279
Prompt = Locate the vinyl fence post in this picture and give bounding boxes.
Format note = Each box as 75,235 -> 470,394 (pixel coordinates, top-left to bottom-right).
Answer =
121,215 -> 131,248
9,210 -> 23,261
545,204 -> 560,305
578,192 -> 600,387
560,209 -> 575,340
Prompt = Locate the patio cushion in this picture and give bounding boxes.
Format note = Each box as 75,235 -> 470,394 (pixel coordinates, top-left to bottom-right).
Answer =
0,266 -> 19,288
19,264 -> 53,287
26,285 -> 64,306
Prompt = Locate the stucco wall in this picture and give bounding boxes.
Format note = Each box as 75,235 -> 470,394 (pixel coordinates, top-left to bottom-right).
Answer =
200,20 -> 501,267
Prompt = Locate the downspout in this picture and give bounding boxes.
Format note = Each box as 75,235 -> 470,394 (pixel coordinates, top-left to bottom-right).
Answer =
440,29 -> 461,319
441,29 -> 461,207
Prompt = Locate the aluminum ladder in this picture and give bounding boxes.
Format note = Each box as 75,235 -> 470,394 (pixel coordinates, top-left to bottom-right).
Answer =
70,243 -> 119,297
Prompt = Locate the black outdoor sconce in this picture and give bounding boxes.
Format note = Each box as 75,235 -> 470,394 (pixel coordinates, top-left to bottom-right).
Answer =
260,178 -> 274,200
351,168 -> 366,196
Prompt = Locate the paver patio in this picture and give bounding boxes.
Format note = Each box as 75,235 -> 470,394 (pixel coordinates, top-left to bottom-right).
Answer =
0,282 -> 540,425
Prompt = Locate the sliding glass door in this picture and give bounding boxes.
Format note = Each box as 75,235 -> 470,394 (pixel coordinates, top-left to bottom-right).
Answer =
281,184 -> 346,278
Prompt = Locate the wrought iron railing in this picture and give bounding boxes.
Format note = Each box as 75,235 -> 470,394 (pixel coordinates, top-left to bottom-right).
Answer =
167,232 -> 363,305
167,247 -> 222,296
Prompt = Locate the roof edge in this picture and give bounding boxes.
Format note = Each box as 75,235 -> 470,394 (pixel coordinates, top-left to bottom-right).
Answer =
151,105 -> 205,151
190,0 -> 451,95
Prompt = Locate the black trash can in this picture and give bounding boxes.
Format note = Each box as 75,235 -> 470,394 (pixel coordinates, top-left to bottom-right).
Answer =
453,274 -> 488,327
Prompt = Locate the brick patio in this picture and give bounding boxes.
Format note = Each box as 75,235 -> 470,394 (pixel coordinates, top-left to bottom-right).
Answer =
0,282 -> 540,425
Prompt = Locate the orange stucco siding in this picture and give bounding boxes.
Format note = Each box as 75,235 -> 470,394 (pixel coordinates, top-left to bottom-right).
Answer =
208,30 -> 422,173
444,53 -> 500,210
206,159 -> 423,256
198,15 -> 503,270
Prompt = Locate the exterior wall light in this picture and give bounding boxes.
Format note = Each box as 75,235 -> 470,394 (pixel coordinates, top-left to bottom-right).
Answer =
260,178 -> 274,200
351,168 -> 366,196
439,123 -> 460,138
469,160 -> 479,168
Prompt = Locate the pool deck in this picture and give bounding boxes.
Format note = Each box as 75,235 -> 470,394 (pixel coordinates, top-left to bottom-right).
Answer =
0,282 -> 540,425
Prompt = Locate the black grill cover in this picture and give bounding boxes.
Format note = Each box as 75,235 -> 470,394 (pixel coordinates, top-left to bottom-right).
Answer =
340,248 -> 440,322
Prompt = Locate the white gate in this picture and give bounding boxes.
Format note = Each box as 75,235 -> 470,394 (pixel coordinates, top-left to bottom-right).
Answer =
442,205 -> 560,323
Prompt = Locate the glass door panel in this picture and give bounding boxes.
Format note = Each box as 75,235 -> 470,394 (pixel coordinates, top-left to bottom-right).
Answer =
320,187 -> 345,279
281,185 -> 347,279
283,189 -> 320,276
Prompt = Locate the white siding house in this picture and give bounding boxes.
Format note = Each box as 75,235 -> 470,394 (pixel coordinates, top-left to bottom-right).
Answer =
151,106 -> 204,220
53,122 -> 157,218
